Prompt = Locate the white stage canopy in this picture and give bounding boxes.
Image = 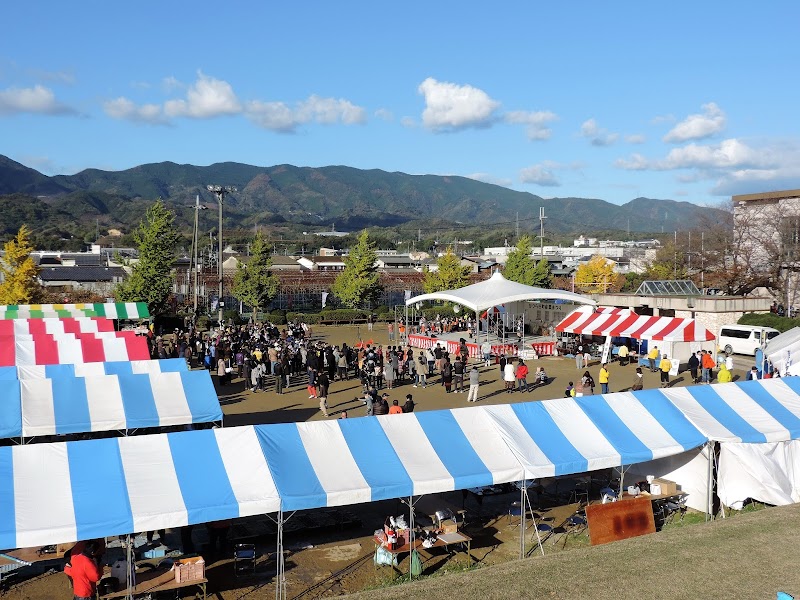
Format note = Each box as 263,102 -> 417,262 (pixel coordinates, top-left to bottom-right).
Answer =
405,271 -> 594,313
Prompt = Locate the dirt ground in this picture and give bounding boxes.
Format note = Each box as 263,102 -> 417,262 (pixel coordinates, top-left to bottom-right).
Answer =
1,325 -> 754,600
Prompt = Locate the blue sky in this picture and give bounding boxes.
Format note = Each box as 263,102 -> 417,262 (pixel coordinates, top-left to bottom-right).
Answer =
1,1 -> 799,205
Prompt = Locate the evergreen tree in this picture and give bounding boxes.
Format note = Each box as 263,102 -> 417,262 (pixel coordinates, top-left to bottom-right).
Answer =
423,248 -> 471,293
332,230 -> 381,308
504,235 -> 552,287
115,200 -> 180,316
0,225 -> 41,304
231,232 -> 279,320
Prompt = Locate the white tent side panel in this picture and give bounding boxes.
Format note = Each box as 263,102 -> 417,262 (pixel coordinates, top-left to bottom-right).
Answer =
717,441 -> 800,509
627,447 -> 710,513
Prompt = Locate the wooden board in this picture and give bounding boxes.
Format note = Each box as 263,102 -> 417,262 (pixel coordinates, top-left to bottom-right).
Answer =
585,498 -> 656,546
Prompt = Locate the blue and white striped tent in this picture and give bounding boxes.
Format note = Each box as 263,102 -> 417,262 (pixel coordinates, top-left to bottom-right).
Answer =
0,371 -> 222,440
2,378 -> 800,547
0,358 -> 188,380
660,378 -> 800,442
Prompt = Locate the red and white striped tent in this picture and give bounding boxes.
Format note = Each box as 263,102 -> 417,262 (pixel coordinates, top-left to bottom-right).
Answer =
0,334 -> 150,366
0,318 -> 115,336
556,305 -> 715,342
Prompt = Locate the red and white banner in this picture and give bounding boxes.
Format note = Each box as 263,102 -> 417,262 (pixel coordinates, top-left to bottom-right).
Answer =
407,334 -> 554,358
0,334 -> 150,365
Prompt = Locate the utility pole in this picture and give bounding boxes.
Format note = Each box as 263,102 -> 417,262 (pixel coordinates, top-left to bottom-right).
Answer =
206,185 -> 236,327
515,212 -> 519,241
701,231 -> 705,288
539,207 -> 547,259
674,230 -> 678,278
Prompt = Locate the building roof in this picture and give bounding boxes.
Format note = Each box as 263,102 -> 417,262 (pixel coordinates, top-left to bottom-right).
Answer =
733,189 -> 800,203
38,266 -> 126,282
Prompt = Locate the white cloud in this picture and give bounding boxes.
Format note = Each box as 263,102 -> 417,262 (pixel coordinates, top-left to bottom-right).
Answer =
651,113 -> 675,124
520,162 -> 561,187
625,134 -> 646,144
505,110 -> 558,140
162,76 -> 183,92
663,102 -> 726,143
418,77 -> 500,131
295,95 -> 366,125
374,108 -> 394,121
400,116 -> 417,128
29,69 -> 75,85
615,137 -> 800,197
466,173 -> 513,187
104,72 -> 365,131
616,138 -> 767,171
0,84 -> 75,115
246,95 -> 366,132
580,118 -> 619,146
164,72 -> 241,118
103,97 -> 168,125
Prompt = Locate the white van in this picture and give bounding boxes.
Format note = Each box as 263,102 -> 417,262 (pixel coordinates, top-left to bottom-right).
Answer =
718,325 -> 780,356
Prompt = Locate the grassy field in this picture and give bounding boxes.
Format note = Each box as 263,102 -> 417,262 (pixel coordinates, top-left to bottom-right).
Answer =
346,502 -> 800,600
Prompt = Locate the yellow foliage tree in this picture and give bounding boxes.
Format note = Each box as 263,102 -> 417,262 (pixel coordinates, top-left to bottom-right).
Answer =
0,225 -> 41,304
574,255 -> 619,293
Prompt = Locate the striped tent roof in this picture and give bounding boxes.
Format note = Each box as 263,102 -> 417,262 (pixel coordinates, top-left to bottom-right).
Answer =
0,335 -> 150,365
0,358 -> 188,380
555,305 -> 715,342
0,302 -> 149,320
0,318 -> 116,335
0,370 -> 221,441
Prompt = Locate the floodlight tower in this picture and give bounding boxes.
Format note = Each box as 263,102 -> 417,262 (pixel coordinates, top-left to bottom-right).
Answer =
206,185 -> 237,327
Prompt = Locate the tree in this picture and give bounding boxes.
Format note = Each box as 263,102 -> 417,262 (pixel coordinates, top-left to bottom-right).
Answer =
114,200 -> 180,316
0,225 -> 42,304
645,240 -> 688,280
574,255 -> 623,293
504,235 -> 552,288
423,247 -> 471,293
332,230 -> 382,308
231,232 -> 279,320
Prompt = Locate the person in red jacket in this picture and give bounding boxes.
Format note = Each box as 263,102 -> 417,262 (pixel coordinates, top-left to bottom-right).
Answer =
64,539 -> 102,600
515,359 -> 529,392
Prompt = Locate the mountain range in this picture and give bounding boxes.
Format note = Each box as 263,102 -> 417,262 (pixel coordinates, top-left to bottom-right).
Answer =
0,154 -> 726,243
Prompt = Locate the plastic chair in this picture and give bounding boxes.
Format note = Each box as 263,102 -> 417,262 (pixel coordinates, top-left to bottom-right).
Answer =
233,543 -> 256,576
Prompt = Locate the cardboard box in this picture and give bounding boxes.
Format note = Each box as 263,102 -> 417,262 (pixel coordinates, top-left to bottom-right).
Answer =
174,556 -> 205,583
652,478 -> 677,496
440,519 -> 458,534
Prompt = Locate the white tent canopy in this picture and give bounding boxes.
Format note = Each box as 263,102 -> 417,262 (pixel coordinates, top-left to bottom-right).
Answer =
405,271 -> 594,313
764,327 -> 800,375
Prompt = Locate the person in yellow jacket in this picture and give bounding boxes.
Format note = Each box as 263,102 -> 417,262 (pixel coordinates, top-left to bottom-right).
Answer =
647,346 -> 659,373
659,354 -> 672,388
599,363 -> 610,394
717,363 -> 733,383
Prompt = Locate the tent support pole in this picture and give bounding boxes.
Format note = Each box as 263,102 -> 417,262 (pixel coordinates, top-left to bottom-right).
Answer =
519,482 -> 525,559
276,508 -> 285,600
408,495 -> 415,579
125,533 -> 133,600
522,480 -> 544,557
706,441 -> 714,522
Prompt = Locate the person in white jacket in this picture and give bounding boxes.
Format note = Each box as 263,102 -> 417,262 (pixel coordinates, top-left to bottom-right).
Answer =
503,360 -> 516,394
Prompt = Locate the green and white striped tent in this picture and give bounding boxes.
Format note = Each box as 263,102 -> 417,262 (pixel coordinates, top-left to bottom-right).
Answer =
0,302 -> 150,320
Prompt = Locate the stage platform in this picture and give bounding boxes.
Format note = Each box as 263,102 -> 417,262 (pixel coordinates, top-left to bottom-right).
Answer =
406,330 -> 556,358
